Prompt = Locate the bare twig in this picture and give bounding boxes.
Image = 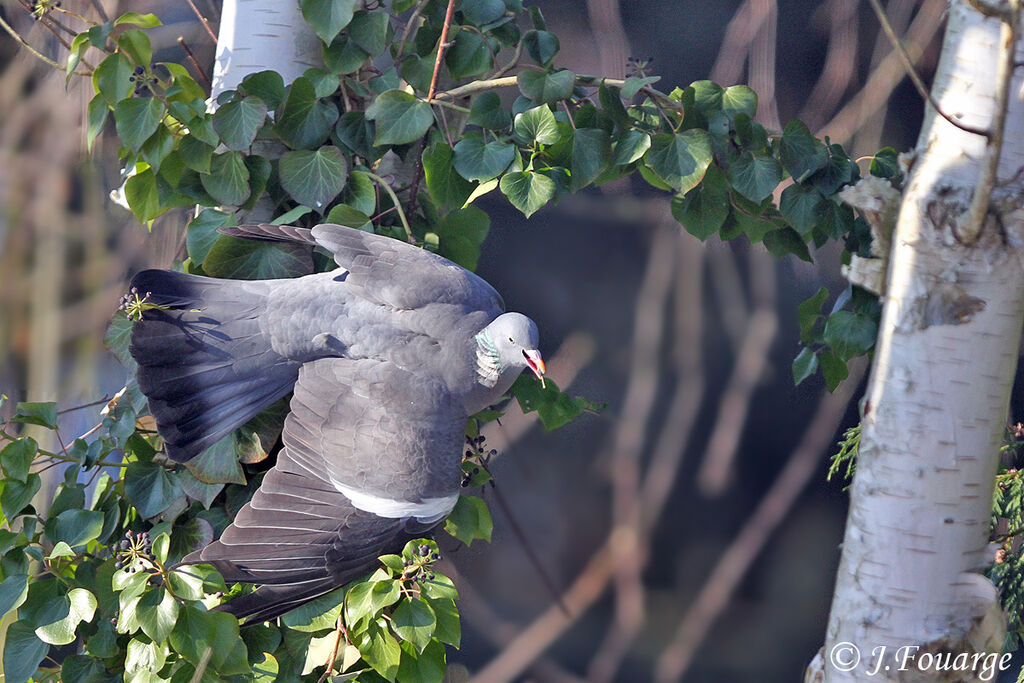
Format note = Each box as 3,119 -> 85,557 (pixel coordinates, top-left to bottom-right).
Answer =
185,0 -> 218,43
652,361 -> 866,683
88,0 -> 108,22
427,0 -> 457,101
397,0 -> 431,58
177,37 -> 211,88
0,13 -> 64,71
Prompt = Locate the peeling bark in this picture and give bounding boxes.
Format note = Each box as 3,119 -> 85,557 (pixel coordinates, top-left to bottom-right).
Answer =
813,2 -> 1024,681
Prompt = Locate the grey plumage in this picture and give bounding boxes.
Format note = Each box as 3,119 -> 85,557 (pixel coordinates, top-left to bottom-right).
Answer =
128,223 -> 544,623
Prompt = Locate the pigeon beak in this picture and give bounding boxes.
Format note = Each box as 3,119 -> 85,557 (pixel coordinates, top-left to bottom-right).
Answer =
523,349 -> 546,388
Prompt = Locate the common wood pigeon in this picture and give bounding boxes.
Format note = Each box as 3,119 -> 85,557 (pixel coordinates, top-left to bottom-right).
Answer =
128,223 -> 545,623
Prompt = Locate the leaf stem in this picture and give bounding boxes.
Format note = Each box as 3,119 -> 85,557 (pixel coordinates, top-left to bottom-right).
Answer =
361,172 -> 414,242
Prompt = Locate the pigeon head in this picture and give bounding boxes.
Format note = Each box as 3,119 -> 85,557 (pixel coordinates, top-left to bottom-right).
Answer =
476,312 -> 546,387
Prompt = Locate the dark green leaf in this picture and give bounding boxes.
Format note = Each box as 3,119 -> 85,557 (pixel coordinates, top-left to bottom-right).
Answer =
325,203 -> 372,231
397,639 -> 446,683
797,287 -> 829,341
511,375 -> 599,430
281,587 -> 344,632
2,474 -> 40,520
279,145 -> 349,212
4,621 -> 48,683
204,236 -> 313,280
1,438 -> 36,483
187,208 -> 234,265
728,152 -> 782,202
300,0 -> 356,44
819,349 -> 848,392
514,105 -> 559,144
620,75 -> 660,100
870,146 -> 900,179
721,85 -> 757,121
137,587 -> 178,643
612,130 -> 651,166
390,598 -> 435,653
343,170 -> 376,215
124,462 -> 184,519
125,168 -> 162,223
810,146 -> 858,196
201,151 -> 251,206
113,98 -> 165,152
66,33 -> 90,82
792,347 -> 819,385
444,495 -> 492,545
114,11 -> 161,27
763,227 -> 812,262
179,134 -> 214,173
93,53 -> 133,106
335,111 -> 380,160
644,130 -> 713,193
445,30 -> 494,80
53,509 -> 104,548
213,96 -> 268,151
436,206 -> 490,270
517,69 -> 575,105
467,92 -> 511,130
779,183 -> 825,236
461,0 -> 505,25
34,587 -> 97,645
170,605 -> 249,675
116,29 -> 152,68
571,128 -> 611,191
500,171 -> 555,218
345,579 -> 400,626
0,574 -> 29,618
348,9 -> 391,55
453,133 -> 515,181
366,89 -> 434,146
140,125 -> 174,173
779,120 -> 829,183
425,596 -> 459,647
276,77 -> 339,149
13,402 -> 57,429
324,33 -> 370,75
523,29 -> 559,66
823,311 -> 877,361
671,163 -> 729,240
355,618 -> 402,681
240,70 -> 285,109
423,143 -> 475,211
86,94 -> 108,151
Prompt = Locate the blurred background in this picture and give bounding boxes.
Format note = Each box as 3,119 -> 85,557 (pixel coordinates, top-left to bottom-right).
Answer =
0,0 -> 946,680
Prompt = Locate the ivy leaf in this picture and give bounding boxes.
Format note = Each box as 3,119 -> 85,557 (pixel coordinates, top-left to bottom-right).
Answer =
444,495 -> 492,546
325,203 -> 373,231
114,11 -> 161,27
276,77 -> 339,149
467,91 -> 511,130
124,462 -> 184,519
870,147 -> 900,178
300,0 -> 356,44
763,227 -> 812,262
201,151 -> 251,206
354,618 -> 402,681
2,473 -> 41,520
721,85 -> 758,121
349,10 -> 391,56
125,637 -> 166,675
13,402 -> 58,429
797,287 -> 829,341
425,596 -> 460,647
179,134 -> 214,173
571,128 -> 611,191
671,163 -> 729,241
170,605 -> 249,675
810,145 -> 858,196
422,143 -> 475,211
823,311 -> 878,361
819,349 -> 849,392
779,120 -> 829,183
780,183 -> 825,236
644,130 -> 713,193
523,29 -> 559,66
325,33 -> 371,75
0,574 -> 29,618
514,105 -> 559,144
281,587 -> 345,632
239,70 -> 285,109
4,621 -> 49,683
34,587 -> 97,646
511,375 -> 600,430
140,125 -> 174,173
453,133 -> 515,181
186,208 -> 234,265
137,588 -> 179,644
204,236 -> 314,281
461,0 -> 505,25
621,75 -> 660,100
500,171 -> 555,218
390,598 -> 436,653
86,94 -> 108,151
116,29 -> 152,68
366,90 -> 434,146
279,146 -> 348,212
345,579 -> 401,627
612,130 -> 651,166
93,53 -> 133,105
113,98 -> 164,152
446,30 -> 494,80
52,509 -> 104,548
213,96 -> 268,151
125,168 -> 162,223
792,347 -> 819,386
1,438 -> 37,483
435,206 -> 490,270
728,151 -> 782,203
517,69 -> 575,105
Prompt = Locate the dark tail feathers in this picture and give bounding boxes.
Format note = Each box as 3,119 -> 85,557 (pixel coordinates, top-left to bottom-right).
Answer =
129,270 -> 300,462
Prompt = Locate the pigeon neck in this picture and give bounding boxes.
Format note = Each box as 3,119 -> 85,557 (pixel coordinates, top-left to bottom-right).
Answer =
473,328 -> 502,388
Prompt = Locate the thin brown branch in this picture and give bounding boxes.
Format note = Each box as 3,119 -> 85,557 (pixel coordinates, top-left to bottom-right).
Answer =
427,0 -> 457,100
0,13 -> 63,70
177,37 -> 211,88
867,0 -> 989,137
652,361 -> 866,683
88,0 -> 108,22
397,0 -> 431,58
185,0 -> 218,43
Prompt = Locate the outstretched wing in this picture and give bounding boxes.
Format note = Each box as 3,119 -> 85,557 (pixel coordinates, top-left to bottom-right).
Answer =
187,358 -> 467,623
221,223 -> 504,313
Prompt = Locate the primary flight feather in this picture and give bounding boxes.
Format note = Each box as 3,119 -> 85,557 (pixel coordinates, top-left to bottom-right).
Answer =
128,223 -> 545,623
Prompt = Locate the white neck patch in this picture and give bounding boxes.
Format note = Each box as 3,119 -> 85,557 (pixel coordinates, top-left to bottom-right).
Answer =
333,482 -> 459,524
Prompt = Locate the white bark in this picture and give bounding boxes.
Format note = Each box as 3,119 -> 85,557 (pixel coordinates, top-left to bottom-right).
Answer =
210,0 -> 323,100
811,3 -> 1024,682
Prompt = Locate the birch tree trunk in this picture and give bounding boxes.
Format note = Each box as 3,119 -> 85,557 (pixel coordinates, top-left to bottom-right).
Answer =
210,0 -> 322,100
808,2 -> 1024,681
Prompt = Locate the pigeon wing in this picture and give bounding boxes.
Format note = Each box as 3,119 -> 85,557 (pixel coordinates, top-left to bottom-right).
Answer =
190,357 -> 466,623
